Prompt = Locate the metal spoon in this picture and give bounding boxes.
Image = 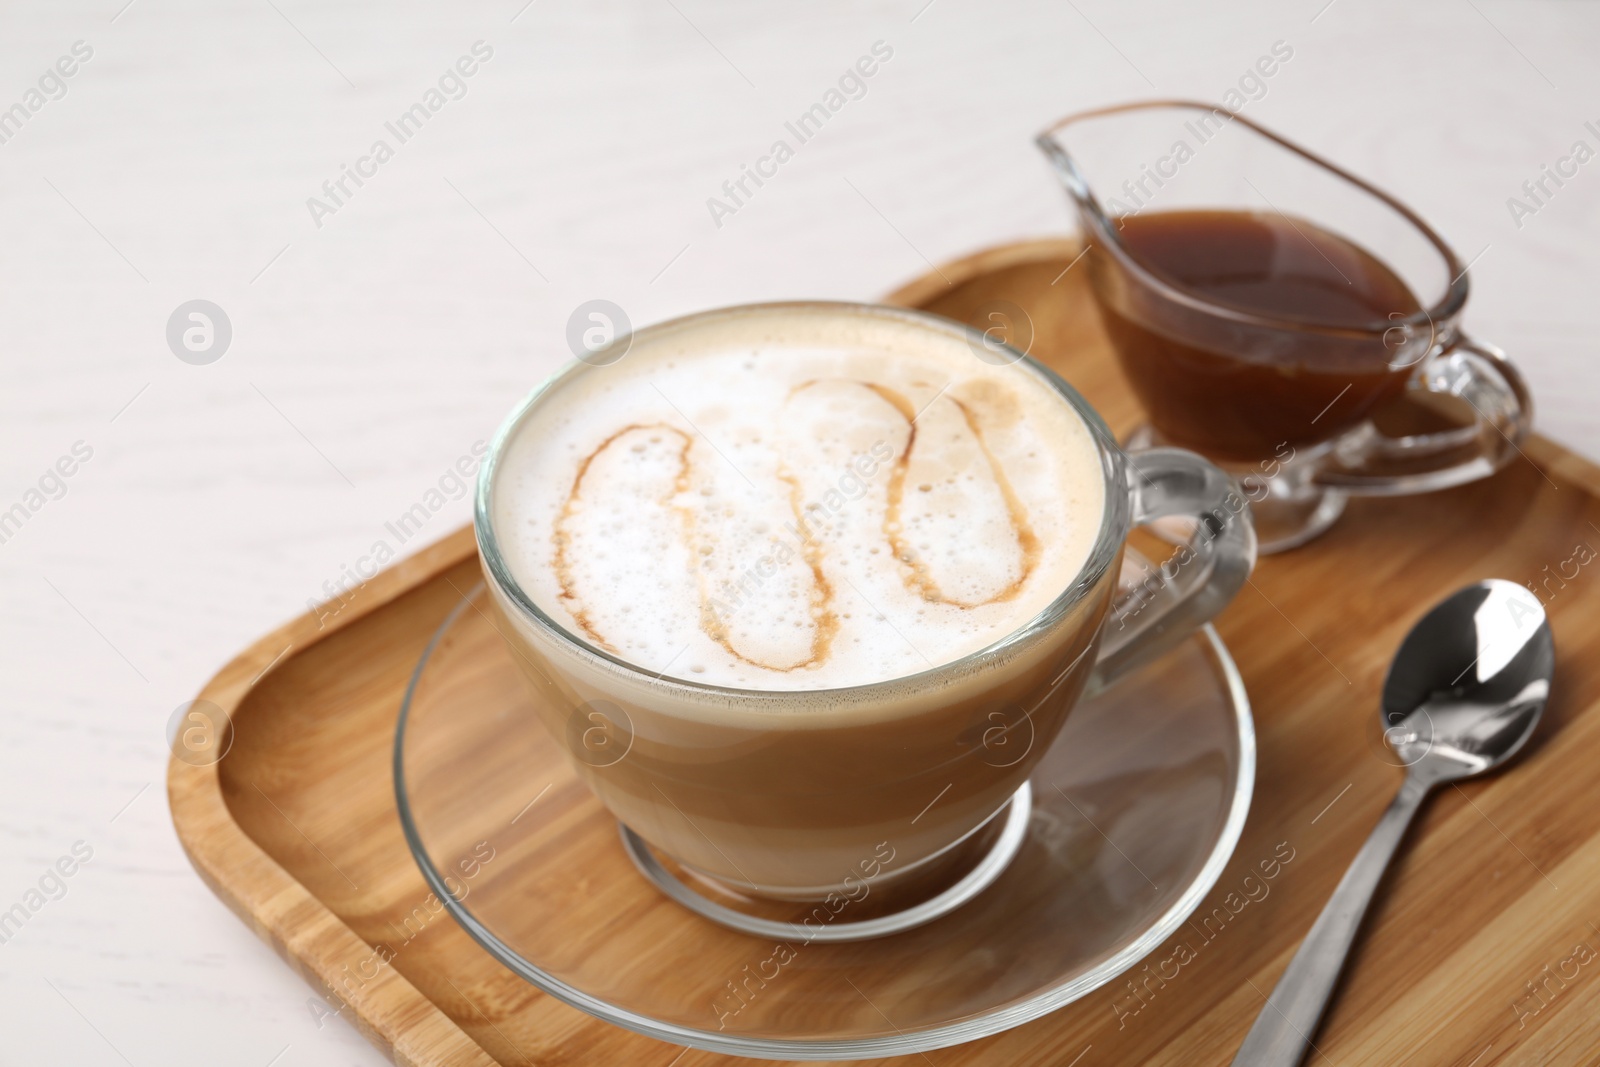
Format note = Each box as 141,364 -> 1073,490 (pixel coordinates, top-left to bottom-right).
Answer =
1231,579 -> 1554,1067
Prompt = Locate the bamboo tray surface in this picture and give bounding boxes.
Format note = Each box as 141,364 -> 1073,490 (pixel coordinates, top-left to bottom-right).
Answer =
170,239 -> 1600,1066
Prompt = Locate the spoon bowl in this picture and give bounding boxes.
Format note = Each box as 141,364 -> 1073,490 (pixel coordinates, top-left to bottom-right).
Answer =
1380,580 -> 1554,781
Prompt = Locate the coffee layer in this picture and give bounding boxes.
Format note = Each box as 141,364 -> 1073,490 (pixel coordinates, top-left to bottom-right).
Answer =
491,309 -> 1106,691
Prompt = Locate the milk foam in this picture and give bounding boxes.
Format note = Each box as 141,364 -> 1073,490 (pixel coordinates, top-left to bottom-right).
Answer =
491,308 -> 1107,691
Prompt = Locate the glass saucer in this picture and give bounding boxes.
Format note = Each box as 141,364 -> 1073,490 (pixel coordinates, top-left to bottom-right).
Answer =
394,568 -> 1253,1060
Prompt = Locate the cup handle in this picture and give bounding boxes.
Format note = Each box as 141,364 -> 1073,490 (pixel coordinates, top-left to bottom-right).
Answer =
1091,448 -> 1257,689
1311,335 -> 1533,495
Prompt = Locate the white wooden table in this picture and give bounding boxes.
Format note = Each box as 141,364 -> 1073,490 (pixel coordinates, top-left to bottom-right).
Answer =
1,0 -> 1595,1062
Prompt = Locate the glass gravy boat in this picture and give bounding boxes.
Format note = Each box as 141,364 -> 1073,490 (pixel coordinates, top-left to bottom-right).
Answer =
1038,100 -> 1532,552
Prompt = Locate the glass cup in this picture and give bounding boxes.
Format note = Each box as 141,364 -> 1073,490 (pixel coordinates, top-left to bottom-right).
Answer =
474,302 -> 1256,927
1037,100 -> 1533,553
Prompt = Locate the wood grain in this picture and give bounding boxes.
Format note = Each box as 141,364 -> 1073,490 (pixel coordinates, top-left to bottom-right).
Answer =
169,240 -> 1600,1066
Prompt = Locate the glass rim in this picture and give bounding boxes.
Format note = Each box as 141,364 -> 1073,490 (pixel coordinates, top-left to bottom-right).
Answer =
1036,98 -> 1469,340
473,299 -> 1131,703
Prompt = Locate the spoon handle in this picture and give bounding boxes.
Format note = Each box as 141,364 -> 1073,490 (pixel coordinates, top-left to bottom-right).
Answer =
1230,775 -> 1429,1067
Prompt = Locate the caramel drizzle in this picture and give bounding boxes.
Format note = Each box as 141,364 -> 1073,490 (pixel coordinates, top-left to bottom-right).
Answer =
876,386 -> 1041,608
553,381 -> 1039,671
790,378 -> 1040,608
552,423 -> 692,654
553,421 -> 837,672
752,461 -> 838,671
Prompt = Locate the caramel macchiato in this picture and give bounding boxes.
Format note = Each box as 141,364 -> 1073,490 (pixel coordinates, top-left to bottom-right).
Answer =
473,303 -> 1253,904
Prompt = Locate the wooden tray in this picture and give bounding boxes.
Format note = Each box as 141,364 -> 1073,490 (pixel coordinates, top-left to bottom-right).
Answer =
170,239 -> 1600,1066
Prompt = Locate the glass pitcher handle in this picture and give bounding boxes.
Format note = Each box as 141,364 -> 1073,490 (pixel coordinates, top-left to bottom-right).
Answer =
1313,335 -> 1533,495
